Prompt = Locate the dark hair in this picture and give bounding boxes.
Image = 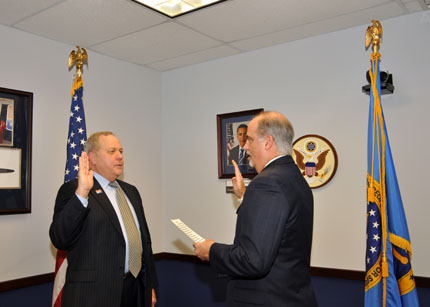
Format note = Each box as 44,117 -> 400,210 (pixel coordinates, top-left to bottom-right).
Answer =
236,124 -> 248,132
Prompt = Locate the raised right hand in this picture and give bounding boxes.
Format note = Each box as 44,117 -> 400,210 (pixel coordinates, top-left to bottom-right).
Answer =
75,152 -> 94,198
232,160 -> 246,198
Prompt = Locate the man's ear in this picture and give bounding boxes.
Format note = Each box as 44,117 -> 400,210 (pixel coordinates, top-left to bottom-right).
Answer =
265,135 -> 274,150
88,151 -> 96,165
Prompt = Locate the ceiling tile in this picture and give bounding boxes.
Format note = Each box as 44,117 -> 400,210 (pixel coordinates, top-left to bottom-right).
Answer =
230,2 -> 406,52
403,1 -> 425,12
0,0 -> 64,26
146,45 -> 240,71
14,0 -> 167,46
91,22 -> 222,64
177,0 -> 391,43
0,0 -> 426,71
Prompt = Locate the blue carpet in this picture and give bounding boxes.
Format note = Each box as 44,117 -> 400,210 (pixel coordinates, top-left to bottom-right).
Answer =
1,261 -> 429,307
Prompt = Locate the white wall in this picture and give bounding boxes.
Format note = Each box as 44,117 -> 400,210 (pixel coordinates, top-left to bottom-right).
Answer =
0,25 -> 163,281
1,11 -> 429,283
162,11 -> 430,277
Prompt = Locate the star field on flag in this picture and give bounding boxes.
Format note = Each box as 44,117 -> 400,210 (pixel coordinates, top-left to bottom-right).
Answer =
64,77 -> 87,182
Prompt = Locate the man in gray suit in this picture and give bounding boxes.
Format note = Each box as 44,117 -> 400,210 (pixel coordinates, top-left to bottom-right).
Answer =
194,111 -> 317,306
50,131 -> 158,307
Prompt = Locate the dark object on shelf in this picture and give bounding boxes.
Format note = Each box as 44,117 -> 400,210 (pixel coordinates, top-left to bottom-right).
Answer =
362,70 -> 394,95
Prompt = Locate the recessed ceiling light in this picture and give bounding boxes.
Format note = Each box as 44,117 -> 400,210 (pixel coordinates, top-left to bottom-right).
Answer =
133,0 -> 226,18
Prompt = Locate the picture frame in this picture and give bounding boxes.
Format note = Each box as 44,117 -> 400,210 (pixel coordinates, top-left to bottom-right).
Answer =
292,134 -> 338,189
0,87 -> 33,214
217,108 -> 263,179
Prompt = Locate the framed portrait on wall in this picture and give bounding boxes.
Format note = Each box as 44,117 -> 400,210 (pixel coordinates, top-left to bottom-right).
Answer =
0,87 -> 33,214
217,108 -> 263,179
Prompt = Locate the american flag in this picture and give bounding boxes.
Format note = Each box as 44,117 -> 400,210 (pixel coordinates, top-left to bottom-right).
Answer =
52,76 -> 87,307
226,123 -> 234,161
226,139 -> 234,160
64,77 -> 87,183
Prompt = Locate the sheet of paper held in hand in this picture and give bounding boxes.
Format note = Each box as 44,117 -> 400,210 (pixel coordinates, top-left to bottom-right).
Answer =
171,219 -> 205,243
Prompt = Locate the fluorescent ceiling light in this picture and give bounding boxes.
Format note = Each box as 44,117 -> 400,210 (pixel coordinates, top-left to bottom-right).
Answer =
133,0 -> 225,18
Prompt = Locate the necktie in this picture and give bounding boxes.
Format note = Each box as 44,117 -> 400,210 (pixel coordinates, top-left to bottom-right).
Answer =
109,181 -> 142,277
239,148 -> 245,165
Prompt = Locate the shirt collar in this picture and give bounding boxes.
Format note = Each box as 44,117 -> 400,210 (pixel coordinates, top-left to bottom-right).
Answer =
93,171 -> 112,190
264,155 -> 286,168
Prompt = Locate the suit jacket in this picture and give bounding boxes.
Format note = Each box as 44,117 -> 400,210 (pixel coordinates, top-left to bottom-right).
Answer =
49,178 -> 158,307
228,145 -> 249,166
210,155 -> 317,307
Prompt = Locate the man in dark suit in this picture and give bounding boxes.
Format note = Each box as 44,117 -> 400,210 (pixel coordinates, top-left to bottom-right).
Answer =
228,124 -> 249,166
194,111 -> 317,306
50,131 -> 158,307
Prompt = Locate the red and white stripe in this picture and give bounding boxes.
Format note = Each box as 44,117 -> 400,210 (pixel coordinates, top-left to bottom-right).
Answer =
52,250 -> 68,307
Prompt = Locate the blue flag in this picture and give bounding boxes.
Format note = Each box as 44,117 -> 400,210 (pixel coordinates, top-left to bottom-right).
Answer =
64,76 -> 87,182
365,53 -> 419,307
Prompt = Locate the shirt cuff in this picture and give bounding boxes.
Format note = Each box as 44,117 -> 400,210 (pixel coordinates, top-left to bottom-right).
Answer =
75,193 -> 89,207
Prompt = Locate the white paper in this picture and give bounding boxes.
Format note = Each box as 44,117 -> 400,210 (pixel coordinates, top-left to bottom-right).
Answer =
0,148 -> 21,189
171,219 -> 205,243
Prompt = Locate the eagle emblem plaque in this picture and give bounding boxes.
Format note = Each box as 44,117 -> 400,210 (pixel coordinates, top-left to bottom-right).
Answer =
292,134 -> 338,189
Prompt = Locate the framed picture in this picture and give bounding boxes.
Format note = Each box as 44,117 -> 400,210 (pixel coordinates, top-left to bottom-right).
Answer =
217,108 -> 263,179
292,134 -> 338,189
0,87 -> 33,214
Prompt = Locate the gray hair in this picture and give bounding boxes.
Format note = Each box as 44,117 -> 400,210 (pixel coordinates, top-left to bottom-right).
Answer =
255,111 -> 294,155
84,131 -> 114,153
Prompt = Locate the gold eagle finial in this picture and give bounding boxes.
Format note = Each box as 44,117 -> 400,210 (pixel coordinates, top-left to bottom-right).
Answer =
68,46 -> 88,77
365,20 -> 383,53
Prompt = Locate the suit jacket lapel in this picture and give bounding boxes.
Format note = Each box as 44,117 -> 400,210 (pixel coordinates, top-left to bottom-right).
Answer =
90,179 -> 124,240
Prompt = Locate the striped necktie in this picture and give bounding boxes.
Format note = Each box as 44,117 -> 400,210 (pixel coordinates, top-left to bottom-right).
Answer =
109,181 -> 142,277
239,148 -> 245,165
